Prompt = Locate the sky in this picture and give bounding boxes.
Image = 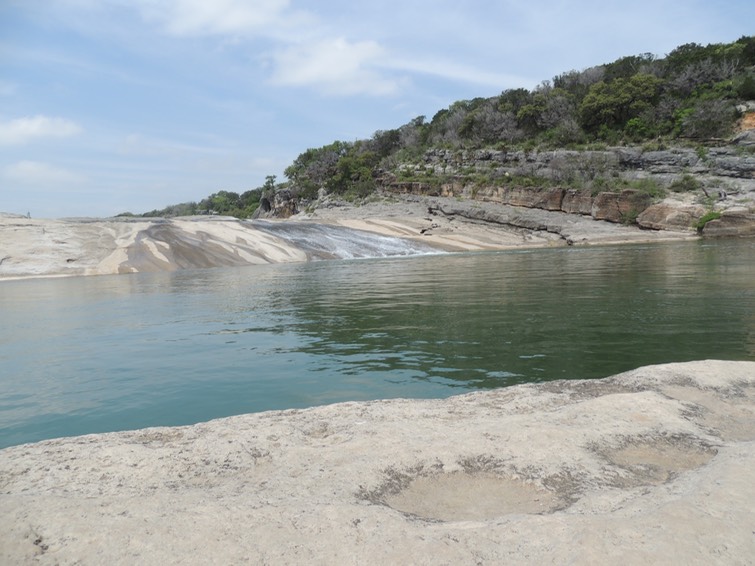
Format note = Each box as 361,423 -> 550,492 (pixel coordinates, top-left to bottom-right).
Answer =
1,1 -> 753,218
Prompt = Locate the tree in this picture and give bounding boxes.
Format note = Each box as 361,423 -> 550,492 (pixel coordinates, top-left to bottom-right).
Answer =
579,74 -> 662,133
285,141 -> 351,198
327,151 -> 376,196
603,53 -> 656,82
552,66 -> 604,102
368,129 -> 401,158
677,99 -> 737,139
458,98 -> 521,144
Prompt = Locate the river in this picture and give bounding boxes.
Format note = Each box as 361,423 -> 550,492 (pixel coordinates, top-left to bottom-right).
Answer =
1,238 -> 754,448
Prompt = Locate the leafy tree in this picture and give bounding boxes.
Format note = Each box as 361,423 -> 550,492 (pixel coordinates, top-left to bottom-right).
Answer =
552,66 -> 604,102
736,35 -> 755,66
368,129 -> 402,158
397,116 -> 428,151
285,141 -> 351,198
579,74 -> 662,133
603,53 -> 657,82
458,98 -> 521,144
327,151 -> 376,195
677,99 -> 738,139
737,73 -> 755,99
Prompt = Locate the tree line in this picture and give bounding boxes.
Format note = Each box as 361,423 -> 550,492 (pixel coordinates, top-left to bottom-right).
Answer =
129,36 -> 755,217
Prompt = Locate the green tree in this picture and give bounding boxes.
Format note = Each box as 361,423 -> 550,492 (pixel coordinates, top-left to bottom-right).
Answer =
579,74 -> 662,133
285,141 -> 351,198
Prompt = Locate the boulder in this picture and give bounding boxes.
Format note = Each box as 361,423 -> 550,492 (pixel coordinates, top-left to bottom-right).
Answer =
503,187 -> 565,210
252,190 -> 299,219
637,202 -> 707,231
561,189 -> 593,215
732,129 -> 755,146
591,190 -> 653,223
702,208 -> 755,237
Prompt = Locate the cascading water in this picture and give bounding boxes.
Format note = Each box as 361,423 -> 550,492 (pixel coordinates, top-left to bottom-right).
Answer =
250,220 -> 439,260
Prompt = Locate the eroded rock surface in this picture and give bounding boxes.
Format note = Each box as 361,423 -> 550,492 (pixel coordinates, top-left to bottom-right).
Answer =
1,360 -> 753,564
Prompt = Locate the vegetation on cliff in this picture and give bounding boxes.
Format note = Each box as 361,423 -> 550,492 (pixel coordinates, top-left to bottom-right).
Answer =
134,36 -> 755,218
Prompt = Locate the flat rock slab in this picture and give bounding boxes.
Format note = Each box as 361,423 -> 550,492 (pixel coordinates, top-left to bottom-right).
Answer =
1,360 -> 754,564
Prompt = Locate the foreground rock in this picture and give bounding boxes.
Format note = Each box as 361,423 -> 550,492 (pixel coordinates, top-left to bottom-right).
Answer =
1,360 -> 753,564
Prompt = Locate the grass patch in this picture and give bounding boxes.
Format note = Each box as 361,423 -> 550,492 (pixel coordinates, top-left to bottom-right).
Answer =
696,211 -> 722,231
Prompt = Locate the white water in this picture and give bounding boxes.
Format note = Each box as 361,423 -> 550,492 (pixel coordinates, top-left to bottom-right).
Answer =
251,221 -> 438,260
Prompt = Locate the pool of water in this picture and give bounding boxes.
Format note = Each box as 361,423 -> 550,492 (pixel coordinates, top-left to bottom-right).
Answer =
1,239 -> 754,448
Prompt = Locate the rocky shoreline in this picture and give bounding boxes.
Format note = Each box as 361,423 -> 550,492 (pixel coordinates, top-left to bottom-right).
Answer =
0,194 -> 710,280
1,360 -> 753,564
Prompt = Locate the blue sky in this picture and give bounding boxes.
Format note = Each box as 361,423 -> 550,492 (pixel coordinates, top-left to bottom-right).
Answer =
2,0 -> 753,218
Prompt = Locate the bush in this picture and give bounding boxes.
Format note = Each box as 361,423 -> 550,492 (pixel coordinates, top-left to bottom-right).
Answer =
669,174 -> 703,192
629,178 -> 666,198
677,99 -> 737,139
696,210 -> 722,231
736,74 -> 755,99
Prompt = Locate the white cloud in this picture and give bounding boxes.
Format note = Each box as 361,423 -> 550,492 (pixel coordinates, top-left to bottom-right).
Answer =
269,38 -> 401,96
3,161 -> 85,186
130,0 -> 293,37
0,115 -> 82,146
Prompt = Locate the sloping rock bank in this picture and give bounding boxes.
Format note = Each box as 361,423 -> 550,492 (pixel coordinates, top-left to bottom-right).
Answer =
0,214 -> 309,280
424,199 -> 698,246
0,200 -> 697,280
1,360 -> 753,565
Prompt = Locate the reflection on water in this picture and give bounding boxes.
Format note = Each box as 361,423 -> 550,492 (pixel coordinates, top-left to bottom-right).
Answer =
1,239 -> 754,448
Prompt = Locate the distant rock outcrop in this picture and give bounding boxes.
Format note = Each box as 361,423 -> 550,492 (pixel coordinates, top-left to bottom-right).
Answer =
253,189 -> 299,219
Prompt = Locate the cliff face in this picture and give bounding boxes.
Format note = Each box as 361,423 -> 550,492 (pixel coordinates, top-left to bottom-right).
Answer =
384,141 -> 755,234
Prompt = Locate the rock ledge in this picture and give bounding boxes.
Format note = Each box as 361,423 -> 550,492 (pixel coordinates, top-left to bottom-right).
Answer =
1,360 -> 753,564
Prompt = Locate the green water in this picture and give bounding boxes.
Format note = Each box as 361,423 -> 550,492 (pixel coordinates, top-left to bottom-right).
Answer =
1,239 -> 754,448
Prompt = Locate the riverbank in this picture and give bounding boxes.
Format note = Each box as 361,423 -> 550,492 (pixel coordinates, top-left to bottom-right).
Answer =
0,196 -> 699,280
297,194 -> 701,250
1,359 -> 753,564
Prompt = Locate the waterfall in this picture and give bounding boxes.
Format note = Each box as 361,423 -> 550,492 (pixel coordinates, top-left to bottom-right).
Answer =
250,221 -> 438,260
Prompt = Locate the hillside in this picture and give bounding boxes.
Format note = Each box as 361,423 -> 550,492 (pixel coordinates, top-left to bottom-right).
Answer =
135,36 -> 755,236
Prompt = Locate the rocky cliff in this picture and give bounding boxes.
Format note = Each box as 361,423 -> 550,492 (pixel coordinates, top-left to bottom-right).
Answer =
382,139 -> 755,235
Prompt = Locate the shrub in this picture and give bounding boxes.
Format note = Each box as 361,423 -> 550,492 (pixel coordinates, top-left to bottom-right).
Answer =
696,210 -> 722,231
669,174 -> 703,192
629,178 -> 666,198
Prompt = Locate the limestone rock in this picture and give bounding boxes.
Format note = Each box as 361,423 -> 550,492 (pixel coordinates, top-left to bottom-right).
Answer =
1,360 -> 753,565
709,155 -> 755,178
561,189 -> 593,215
702,207 -> 755,236
637,202 -> 707,231
591,190 -> 652,223
253,190 -> 299,219
626,148 -> 701,174
733,129 -> 755,146
504,187 -> 565,210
